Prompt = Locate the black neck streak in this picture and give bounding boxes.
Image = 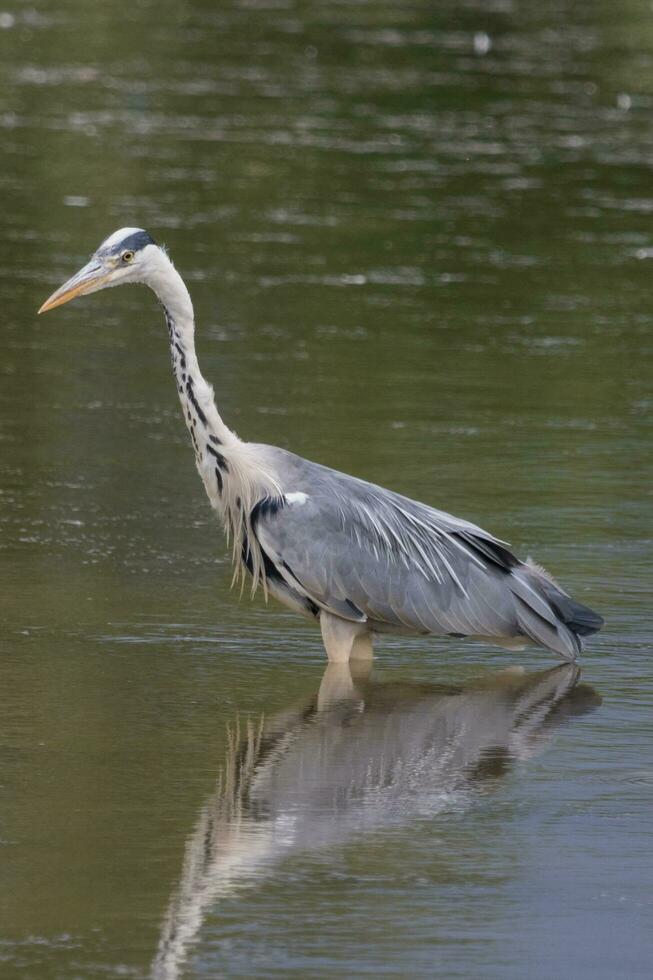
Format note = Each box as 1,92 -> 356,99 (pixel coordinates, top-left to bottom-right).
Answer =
164,305 -> 224,498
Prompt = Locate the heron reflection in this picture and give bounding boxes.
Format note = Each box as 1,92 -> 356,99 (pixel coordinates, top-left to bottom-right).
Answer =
152,662 -> 599,979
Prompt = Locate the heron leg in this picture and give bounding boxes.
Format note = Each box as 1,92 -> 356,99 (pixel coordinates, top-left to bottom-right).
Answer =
320,611 -> 373,663
350,632 -> 374,661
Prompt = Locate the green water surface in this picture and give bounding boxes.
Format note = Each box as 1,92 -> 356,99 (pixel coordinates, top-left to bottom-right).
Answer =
1,1 -> 652,977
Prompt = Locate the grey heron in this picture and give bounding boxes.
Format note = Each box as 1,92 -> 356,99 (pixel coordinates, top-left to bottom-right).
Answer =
38,228 -> 603,663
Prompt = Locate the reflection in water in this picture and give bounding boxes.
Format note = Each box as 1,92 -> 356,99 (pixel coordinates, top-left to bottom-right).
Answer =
152,663 -> 599,979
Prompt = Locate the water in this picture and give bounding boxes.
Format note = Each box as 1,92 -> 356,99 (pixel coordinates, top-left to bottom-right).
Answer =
1,0 -> 652,977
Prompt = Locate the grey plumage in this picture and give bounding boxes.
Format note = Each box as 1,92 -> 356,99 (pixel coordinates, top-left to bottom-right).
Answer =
252,446 -> 603,661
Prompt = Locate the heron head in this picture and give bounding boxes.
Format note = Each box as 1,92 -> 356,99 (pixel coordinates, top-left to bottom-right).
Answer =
38,227 -> 159,314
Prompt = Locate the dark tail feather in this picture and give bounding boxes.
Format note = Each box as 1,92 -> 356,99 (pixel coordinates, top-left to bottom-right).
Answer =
547,594 -> 604,638
510,565 -> 603,661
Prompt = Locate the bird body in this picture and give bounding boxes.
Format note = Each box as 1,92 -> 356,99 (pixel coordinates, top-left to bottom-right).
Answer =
38,228 -> 603,662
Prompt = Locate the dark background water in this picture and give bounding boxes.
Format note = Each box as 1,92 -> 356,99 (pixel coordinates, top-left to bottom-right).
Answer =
1,1 -> 652,977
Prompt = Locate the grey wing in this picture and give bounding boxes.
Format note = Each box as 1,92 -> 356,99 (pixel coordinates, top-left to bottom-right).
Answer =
253,464 -> 589,660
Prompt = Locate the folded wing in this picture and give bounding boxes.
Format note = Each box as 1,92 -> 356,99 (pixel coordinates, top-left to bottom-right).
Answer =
252,466 -> 602,660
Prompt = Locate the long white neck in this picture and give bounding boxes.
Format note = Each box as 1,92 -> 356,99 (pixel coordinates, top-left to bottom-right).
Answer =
142,247 -> 280,587
146,250 -> 236,451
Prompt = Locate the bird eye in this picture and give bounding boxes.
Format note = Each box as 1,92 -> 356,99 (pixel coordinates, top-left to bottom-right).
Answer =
121,250 -> 135,263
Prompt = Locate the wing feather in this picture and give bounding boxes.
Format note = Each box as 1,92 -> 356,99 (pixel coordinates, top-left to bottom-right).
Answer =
248,447 -> 600,659
254,474 -> 519,639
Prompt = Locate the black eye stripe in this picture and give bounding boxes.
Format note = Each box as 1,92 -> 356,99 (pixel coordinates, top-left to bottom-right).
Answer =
114,230 -> 156,254
97,229 -> 157,259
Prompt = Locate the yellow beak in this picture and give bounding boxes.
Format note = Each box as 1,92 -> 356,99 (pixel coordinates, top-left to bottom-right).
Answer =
38,260 -> 113,314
